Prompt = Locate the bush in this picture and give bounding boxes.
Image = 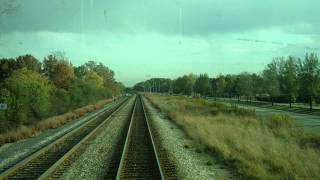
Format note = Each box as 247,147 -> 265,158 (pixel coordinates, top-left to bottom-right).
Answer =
266,114 -> 294,130
5,68 -> 52,125
50,88 -> 71,115
0,88 -> 16,132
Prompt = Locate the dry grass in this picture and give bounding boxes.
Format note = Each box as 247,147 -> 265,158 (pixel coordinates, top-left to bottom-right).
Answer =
145,94 -> 320,179
0,99 -> 113,146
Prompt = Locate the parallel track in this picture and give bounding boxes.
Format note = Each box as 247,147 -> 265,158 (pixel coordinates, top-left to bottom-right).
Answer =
0,95 -> 177,179
0,98 -> 129,180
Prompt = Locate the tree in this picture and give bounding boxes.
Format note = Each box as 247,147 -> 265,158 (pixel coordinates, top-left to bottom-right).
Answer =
136,78 -> 172,93
68,79 -> 88,108
224,75 -> 237,98
173,75 -> 195,95
298,53 -> 320,110
262,60 -> 280,106
251,73 -> 263,98
83,61 -> 115,87
43,55 -> 75,89
234,73 -> 253,102
194,74 -> 211,96
278,56 -> 299,108
5,68 -> 52,125
0,88 -> 16,132
210,78 -> 218,98
16,55 -> 41,72
216,75 -> 227,97
133,82 -> 146,92
186,74 -> 197,94
1,55 -> 41,81
50,87 -> 70,115
83,71 -> 104,88
0,53 -> 123,133
0,58 -> 17,81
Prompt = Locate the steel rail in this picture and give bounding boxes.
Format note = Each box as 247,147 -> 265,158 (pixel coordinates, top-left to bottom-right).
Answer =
141,95 -> 178,179
38,96 -> 134,179
0,97 -> 129,180
141,95 -> 165,180
103,96 -> 137,179
115,97 -> 137,180
115,95 -> 164,180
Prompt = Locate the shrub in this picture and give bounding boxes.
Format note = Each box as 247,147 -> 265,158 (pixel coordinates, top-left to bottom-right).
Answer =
5,68 -> 52,125
266,114 -> 294,130
50,88 -> 71,115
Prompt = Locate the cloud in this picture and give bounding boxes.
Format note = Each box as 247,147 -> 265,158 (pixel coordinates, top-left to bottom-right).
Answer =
1,0 -> 320,36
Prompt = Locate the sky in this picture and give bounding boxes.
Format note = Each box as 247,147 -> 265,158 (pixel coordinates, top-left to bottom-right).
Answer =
0,0 -> 319,86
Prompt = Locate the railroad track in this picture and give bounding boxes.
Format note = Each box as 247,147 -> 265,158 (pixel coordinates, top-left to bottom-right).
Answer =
0,97 -> 130,180
0,95 -> 176,179
115,95 -> 177,179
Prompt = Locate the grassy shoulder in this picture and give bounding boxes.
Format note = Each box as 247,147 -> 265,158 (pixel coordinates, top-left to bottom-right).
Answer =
145,93 -> 320,179
0,98 -> 114,146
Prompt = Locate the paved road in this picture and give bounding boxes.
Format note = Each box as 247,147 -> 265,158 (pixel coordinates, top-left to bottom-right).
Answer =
211,100 -> 320,134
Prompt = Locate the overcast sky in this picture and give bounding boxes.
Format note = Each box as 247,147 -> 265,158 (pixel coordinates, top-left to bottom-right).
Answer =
0,0 -> 319,86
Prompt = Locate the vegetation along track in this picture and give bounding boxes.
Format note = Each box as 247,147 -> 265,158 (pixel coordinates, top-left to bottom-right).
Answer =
115,95 -> 177,180
0,97 -> 130,180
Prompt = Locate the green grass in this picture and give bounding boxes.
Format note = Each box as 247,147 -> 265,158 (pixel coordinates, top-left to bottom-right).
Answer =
145,93 -> 320,179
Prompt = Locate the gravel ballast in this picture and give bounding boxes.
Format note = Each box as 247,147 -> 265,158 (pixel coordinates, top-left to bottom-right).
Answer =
60,97 -> 135,179
0,100 -> 120,172
142,96 -> 232,180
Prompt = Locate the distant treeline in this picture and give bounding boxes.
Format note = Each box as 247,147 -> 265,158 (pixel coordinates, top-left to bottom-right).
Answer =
134,53 -> 320,109
0,54 -> 124,133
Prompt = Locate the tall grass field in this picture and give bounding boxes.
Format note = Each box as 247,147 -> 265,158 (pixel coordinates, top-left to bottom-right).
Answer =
145,94 -> 320,179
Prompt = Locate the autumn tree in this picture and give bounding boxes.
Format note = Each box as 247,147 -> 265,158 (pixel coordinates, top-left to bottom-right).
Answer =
298,53 -> 320,110
16,55 -> 41,72
278,56 -> 299,108
83,61 -> 115,87
0,54 -> 123,133
43,55 -> 75,89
